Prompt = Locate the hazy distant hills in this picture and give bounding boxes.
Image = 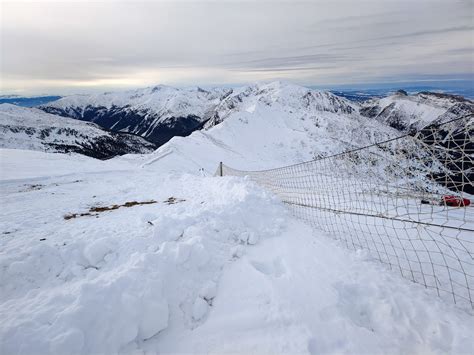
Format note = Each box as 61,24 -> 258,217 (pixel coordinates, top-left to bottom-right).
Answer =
0,95 -> 62,107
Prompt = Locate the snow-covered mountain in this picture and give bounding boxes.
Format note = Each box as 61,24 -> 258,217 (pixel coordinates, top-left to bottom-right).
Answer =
142,82 -> 396,172
40,86 -> 232,146
39,82 -> 357,147
2,82 -> 473,354
13,81 -> 474,179
359,91 -> 473,194
0,104 -> 156,159
41,82 -> 472,151
139,82 -> 471,196
360,90 -> 473,131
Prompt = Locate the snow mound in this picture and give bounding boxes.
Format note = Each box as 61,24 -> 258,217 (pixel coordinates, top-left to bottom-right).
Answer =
0,150 -> 472,354
0,174 -> 286,354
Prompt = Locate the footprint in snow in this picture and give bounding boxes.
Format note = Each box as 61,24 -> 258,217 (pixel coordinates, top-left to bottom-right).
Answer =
250,257 -> 286,278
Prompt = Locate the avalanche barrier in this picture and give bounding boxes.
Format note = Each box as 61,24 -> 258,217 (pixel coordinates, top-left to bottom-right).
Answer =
216,114 -> 474,309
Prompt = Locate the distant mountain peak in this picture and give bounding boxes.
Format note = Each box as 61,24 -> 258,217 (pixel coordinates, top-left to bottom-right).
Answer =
360,90 -> 473,131
395,89 -> 408,96
39,82 -> 356,146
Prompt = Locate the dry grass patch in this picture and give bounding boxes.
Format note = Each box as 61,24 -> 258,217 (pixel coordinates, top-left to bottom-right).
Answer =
64,197 -> 185,220
64,200 -> 157,220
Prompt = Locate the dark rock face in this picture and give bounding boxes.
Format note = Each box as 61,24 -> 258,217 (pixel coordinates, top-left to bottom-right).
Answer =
146,115 -> 204,146
45,133 -> 156,160
359,104 -> 380,119
395,89 -> 408,96
41,105 -> 204,146
1,123 -> 156,160
414,116 -> 473,195
417,91 -> 469,103
40,85 -> 356,147
376,102 -> 410,131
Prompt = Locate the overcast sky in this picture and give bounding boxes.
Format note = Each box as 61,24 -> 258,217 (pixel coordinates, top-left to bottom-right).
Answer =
1,0 -> 473,94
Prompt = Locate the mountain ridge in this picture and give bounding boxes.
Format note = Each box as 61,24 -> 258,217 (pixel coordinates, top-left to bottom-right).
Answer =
39,82 -> 358,146
0,104 -> 156,159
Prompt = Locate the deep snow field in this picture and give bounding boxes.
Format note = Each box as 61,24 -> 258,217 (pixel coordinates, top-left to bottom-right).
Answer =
1,149 -> 473,354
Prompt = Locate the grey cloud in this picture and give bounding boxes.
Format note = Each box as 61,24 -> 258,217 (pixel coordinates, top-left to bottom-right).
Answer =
1,0 -> 472,94
374,25 -> 474,41
232,65 -> 339,73
225,54 -> 359,70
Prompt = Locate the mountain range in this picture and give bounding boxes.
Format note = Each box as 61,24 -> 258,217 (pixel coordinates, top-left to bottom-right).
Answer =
0,104 -> 155,159
1,82 -> 472,168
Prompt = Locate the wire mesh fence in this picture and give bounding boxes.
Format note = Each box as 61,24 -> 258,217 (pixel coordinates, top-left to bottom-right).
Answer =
217,115 -> 474,309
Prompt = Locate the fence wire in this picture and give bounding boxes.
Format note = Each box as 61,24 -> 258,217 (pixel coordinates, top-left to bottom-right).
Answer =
217,115 -> 474,309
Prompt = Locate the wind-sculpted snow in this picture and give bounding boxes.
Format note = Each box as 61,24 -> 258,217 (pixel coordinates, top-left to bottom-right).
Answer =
0,167 -> 287,353
0,104 -> 156,159
0,153 -> 472,353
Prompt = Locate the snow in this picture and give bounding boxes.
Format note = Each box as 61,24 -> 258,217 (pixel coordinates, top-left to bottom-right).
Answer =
0,104 -> 154,157
44,85 -> 229,123
0,104 -> 112,152
192,297 -> 209,321
0,149 -> 131,181
142,83 -> 397,173
1,82 -> 473,354
0,104 -> 97,129
377,95 -> 447,127
0,149 -> 472,354
39,81 -> 361,145
359,91 -> 468,130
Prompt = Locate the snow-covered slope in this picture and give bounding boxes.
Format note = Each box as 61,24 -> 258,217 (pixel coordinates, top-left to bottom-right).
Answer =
40,82 -> 473,150
0,104 -> 156,159
204,81 -> 356,127
1,81 -> 473,354
143,82 -> 395,172
140,82 -> 471,196
1,150 -> 472,354
360,90 -> 473,131
40,85 -> 232,146
39,82 -> 358,147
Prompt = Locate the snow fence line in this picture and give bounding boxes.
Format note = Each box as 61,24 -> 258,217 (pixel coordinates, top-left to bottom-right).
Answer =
215,114 -> 474,309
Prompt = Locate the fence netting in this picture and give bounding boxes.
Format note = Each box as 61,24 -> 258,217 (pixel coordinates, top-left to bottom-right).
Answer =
217,115 -> 474,309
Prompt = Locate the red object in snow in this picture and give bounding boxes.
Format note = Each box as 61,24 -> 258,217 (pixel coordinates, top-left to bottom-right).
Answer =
442,195 -> 471,207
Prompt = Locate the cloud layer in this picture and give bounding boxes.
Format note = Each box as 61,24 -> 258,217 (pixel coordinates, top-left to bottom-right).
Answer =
1,0 -> 473,94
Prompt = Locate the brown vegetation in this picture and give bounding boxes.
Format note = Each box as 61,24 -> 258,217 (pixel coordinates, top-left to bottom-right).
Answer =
64,197 -> 186,220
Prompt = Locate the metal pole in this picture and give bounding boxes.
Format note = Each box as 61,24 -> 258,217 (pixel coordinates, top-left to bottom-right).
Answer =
219,162 -> 223,177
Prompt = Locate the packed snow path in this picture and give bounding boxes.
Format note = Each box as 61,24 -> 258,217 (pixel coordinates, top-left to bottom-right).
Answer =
0,151 -> 473,354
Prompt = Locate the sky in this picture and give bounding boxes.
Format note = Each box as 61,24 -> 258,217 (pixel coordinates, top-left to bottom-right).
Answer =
1,0 -> 473,95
